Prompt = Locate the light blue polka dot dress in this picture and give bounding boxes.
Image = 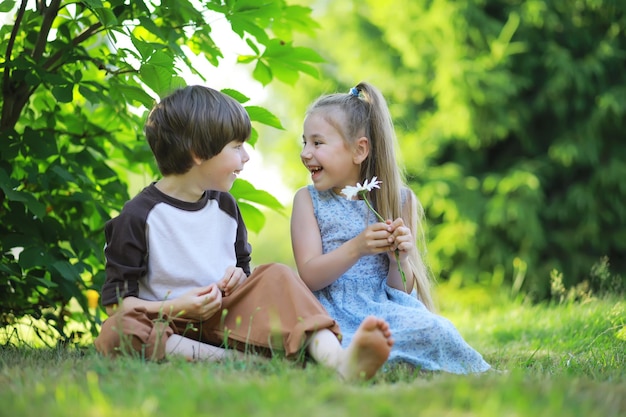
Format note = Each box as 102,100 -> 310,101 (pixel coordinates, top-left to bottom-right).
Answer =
308,186 -> 491,374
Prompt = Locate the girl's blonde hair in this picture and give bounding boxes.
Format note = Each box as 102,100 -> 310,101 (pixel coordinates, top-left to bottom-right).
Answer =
306,82 -> 435,311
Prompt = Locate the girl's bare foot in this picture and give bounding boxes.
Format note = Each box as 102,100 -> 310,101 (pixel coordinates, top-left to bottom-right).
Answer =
338,316 -> 394,380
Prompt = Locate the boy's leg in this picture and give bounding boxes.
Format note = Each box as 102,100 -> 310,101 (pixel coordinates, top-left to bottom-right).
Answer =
95,306 -> 173,361
95,306 -> 247,362
198,263 -> 341,357
165,334 -> 244,361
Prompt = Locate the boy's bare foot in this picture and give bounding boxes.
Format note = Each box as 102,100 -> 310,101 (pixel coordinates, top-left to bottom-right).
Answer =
338,316 -> 394,381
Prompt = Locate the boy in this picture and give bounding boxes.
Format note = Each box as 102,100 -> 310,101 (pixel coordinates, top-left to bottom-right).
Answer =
94,85 -> 393,380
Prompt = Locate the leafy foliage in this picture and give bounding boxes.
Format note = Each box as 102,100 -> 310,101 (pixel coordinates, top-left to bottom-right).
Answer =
0,0 -> 321,344
272,0 -> 626,299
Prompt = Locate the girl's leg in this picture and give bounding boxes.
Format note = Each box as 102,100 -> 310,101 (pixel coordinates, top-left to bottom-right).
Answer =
307,316 -> 393,380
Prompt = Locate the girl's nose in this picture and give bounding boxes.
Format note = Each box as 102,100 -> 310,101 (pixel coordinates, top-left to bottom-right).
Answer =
300,145 -> 312,160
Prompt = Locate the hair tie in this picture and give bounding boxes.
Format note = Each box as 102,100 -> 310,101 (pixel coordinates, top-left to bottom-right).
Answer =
349,87 -> 360,97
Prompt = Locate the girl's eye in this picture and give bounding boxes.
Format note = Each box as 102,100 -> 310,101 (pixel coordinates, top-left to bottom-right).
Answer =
302,139 -> 322,147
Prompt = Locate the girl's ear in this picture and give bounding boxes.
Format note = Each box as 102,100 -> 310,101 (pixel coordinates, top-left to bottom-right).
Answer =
353,136 -> 370,164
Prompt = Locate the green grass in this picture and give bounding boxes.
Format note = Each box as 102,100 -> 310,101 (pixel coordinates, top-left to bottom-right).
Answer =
1,284 -> 624,417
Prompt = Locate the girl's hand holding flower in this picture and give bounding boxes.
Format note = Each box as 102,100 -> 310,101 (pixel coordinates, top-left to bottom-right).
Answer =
341,177 -> 408,291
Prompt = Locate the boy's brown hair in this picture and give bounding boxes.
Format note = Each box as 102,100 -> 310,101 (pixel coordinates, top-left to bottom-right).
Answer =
145,85 -> 251,175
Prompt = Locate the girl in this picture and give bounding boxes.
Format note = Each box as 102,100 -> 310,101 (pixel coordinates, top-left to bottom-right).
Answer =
291,82 -> 490,374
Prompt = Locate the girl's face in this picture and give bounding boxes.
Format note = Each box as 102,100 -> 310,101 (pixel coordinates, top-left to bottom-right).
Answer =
301,111 -> 362,192
198,139 -> 250,192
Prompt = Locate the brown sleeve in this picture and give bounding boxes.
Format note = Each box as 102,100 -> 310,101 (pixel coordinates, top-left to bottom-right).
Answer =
100,194 -> 154,306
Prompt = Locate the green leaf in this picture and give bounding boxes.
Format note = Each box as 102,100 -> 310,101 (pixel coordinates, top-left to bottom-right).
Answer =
94,7 -> 117,27
139,64 -> 185,97
237,55 -> 257,64
265,42 -> 324,63
245,38 -> 260,55
252,60 -> 272,86
17,247 -> 49,270
52,261 -> 82,282
130,36 -> 157,61
221,88 -> 250,104
0,169 -> 46,219
78,84 -> 104,104
228,15 -> 270,45
51,84 -> 74,103
0,1 -> 16,13
267,62 -> 299,85
50,165 -> 76,183
235,201 -> 265,234
245,105 -> 284,130
231,179 -> 284,212
82,0 -> 104,8
115,84 -> 155,108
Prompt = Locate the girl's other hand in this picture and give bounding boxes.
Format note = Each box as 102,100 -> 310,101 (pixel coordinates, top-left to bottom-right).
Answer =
387,218 -> 413,262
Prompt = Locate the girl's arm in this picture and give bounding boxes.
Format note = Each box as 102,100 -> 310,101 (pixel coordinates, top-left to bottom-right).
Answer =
385,190 -> 419,293
291,187 -> 393,291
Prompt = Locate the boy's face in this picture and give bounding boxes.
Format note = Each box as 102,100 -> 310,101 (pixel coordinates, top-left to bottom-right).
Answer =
198,139 -> 250,192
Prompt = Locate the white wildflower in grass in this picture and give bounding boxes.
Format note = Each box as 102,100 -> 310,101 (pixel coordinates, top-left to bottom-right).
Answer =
340,177 -> 407,291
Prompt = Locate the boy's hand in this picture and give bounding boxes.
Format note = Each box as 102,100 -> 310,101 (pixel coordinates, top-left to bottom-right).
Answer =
178,284 -> 222,321
218,266 -> 247,297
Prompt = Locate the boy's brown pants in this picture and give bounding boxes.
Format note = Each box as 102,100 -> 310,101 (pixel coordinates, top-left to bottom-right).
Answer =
94,263 -> 341,361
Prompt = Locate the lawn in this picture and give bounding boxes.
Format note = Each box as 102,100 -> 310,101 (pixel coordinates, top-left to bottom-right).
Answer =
1,284 -> 624,417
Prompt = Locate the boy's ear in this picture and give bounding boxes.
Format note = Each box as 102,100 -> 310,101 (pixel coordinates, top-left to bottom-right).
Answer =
191,152 -> 205,166
352,136 -> 370,164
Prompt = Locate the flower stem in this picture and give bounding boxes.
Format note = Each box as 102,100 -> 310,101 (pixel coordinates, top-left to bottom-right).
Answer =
360,192 -> 408,292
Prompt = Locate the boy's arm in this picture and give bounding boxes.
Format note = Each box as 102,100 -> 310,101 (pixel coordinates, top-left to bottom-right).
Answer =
108,284 -> 222,322
231,195 -> 252,276
100,212 -> 145,307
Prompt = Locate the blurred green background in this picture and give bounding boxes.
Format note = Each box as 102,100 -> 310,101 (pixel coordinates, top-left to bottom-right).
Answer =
249,0 -> 626,300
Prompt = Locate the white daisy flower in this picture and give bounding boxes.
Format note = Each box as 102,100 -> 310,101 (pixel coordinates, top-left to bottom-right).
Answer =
341,176 -> 382,200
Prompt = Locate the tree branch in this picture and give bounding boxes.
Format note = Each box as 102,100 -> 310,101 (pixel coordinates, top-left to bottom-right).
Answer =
42,22 -> 104,71
31,0 -> 61,62
1,0 -> 28,128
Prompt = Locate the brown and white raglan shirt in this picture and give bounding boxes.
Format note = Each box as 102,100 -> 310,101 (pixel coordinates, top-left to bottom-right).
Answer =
100,183 -> 252,306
